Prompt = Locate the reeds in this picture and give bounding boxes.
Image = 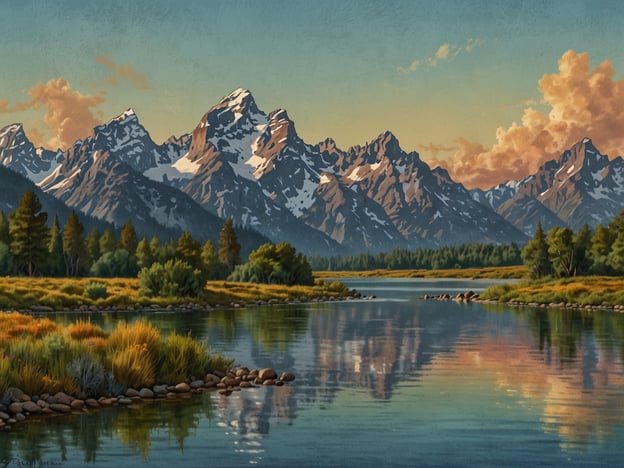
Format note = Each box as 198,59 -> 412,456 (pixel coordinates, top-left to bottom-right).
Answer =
0,312 -> 230,397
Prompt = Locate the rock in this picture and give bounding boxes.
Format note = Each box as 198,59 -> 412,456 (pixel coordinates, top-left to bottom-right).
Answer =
235,367 -> 249,378
153,384 -> 169,395
204,374 -> 221,387
280,372 -> 295,382
189,380 -> 205,390
85,399 -> 100,408
258,368 -> 277,381
53,392 -> 73,405
125,388 -> 140,398
37,400 -> 49,409
50,403 -> 71,413
174,382 -> 191,393
0,411 -> 10,420
21,401 -> 41,413
240,381 -> 254,388
262,379 -> 275,386
218,389 -> 232,396
275,380 -> 285,386
8,403 -> 23,414
118,398 -> 133,405
7,387 -> 24,403
139,388 -> 155,399
221,377 -> 241,387
165,392 -> 177,399
70,399 -> 85,410
98,398 -> 116,407
14,413 -> 26,421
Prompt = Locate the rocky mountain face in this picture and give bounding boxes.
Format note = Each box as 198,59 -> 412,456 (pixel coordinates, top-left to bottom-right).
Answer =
3,89 -> 621,255
474,138 -> 624,236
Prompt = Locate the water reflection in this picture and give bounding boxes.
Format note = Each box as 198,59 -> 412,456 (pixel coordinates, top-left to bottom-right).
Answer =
2,281 -> 624,465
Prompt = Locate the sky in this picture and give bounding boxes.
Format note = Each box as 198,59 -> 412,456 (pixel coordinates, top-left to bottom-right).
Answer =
1,0 -> 624,188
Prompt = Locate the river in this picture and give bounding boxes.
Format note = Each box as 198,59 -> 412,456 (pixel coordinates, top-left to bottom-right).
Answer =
2,278 -> 624,467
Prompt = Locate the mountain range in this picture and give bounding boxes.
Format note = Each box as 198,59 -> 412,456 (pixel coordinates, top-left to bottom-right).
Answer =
1,88 -> 623,255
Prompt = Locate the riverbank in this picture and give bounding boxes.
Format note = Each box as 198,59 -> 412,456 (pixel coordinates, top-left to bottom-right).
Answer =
422,276 -> 624,312
0,277 -> 357,313
0,367 -> 294,431
315,265 -> 526,280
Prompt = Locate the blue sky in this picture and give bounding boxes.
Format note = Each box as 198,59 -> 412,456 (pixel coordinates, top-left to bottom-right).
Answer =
2,0 -> 624,187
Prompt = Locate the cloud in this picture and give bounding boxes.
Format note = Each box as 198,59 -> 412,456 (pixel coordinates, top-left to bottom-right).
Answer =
96,54 -> 151,90
433,50 -> 624,189
398,38 -> 483,73
0,78 -> 106,149
418,142 -> 458,159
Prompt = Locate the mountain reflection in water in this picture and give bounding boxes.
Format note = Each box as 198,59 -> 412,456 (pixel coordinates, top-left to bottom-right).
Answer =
2,278 -> 624,466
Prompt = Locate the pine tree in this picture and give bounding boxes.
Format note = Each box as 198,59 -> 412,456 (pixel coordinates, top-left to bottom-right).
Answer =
218,219 -> 242,276
63,211 -> 85,277
0,211 -> 10,245
521,222 -> 551,279
136,237 -> 153,269
573,224 -> 593,276
84,228 -> 101,270
9,191 -> 50,276
201,240 -> 218,280
48,215 -> 65,276
176,231 -> 202,270
119,219 -> 137,255
99,228 -> 118,255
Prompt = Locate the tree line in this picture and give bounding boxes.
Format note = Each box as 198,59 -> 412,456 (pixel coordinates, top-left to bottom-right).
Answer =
0,191 -> 243,279
308,243 -> 522,271
522,209 -> 624,278
1,190 -> 314,289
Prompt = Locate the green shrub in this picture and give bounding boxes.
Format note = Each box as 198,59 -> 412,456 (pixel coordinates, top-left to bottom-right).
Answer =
85,281 -> 108,300
59,282 -> 85,295
138,259 -> 201,298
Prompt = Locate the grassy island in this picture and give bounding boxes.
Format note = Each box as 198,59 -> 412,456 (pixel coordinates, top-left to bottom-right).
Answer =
315,265 -> 527,280
0,277 -> 352,311
479,276 -> 624,307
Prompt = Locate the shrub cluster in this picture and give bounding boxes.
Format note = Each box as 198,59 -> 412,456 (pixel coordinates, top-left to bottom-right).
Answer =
138,259 -> 202,298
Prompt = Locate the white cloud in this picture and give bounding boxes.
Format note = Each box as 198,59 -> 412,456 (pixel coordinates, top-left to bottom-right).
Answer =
398,38 -> 483,73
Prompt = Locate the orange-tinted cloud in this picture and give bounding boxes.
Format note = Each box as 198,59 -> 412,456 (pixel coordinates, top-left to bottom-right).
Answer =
96,54 -> 151,90
435,50 -> 624,189
1,78 -> 106,149
28,78 -> 106,149
0,99 -> 32,114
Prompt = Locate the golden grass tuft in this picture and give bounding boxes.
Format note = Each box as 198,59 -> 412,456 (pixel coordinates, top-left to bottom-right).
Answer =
67,318 -> 108,340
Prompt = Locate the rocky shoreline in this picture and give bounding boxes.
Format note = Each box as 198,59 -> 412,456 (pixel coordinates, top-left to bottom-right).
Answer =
0,366 -> 294,431
422,290 -> 624,312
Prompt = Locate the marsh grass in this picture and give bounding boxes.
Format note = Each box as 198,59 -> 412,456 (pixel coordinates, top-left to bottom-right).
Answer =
480,276 -> 624,306
0,276 -> 351,310
0,312 -> 232,397
315,265 -> 527,280
157,332 -> 211,384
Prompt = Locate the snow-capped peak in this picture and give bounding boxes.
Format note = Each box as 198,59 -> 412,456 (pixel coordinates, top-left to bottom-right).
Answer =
107,108 -> 137,124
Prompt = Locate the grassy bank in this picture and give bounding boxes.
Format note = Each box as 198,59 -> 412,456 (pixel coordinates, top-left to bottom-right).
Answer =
0,313 -> 233,397
315,265 -> 526,280
0,277 -> 351,311
480,276 -> 624,307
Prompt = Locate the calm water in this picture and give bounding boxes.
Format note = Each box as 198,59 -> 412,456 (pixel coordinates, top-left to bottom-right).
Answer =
3,278 -> 624,467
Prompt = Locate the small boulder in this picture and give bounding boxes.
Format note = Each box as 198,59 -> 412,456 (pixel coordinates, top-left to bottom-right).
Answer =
280,372 -> 295,382
21,401 -> 41,413
50,403 -> 71,413
70,399 -> 85,410
139,388 -> 155,399
258,368 -> 277,381
125,388 -> 140,398
174,382 -> 191,393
